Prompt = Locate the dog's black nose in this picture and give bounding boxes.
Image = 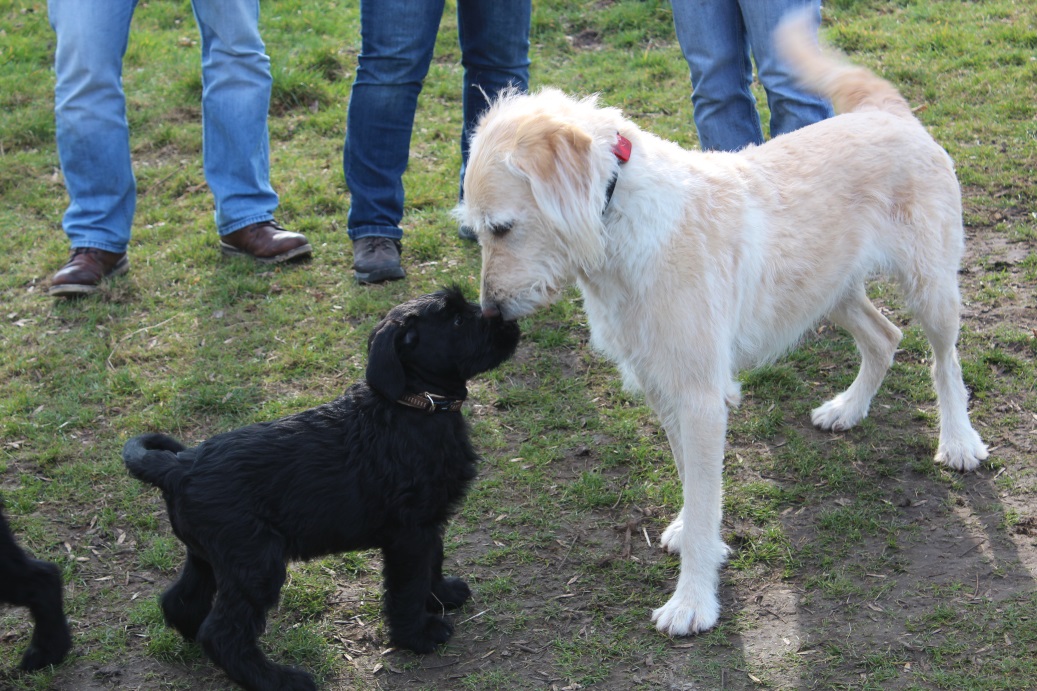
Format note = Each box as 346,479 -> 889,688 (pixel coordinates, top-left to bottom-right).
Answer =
481,302 -> 501,319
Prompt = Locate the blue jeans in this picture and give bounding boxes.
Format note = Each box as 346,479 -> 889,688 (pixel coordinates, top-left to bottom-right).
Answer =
48,0 -> 278,254
343,0 -> 531,241
670,0 -> 834,152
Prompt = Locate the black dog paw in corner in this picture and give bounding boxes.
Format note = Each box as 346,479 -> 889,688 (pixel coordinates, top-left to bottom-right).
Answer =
0,503 -> 72,673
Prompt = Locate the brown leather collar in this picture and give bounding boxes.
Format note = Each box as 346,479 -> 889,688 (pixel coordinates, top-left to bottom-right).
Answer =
396,392 -> 465,414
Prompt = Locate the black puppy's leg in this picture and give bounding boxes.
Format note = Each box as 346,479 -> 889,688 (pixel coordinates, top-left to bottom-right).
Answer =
426,533 -> 470,613
17,559 -> 73,672
0,512 -> 71,671
197,554 -> 315,691
383,532 -> 453,653
161,549 -> 217,641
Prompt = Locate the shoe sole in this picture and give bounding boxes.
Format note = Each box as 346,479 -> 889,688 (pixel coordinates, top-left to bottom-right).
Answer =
354,265 -> 406,284
219,243 -> 313,264
48,258 -> 130,297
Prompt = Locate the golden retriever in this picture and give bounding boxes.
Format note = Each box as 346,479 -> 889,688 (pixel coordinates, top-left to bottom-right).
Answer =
455,10 -> 988,636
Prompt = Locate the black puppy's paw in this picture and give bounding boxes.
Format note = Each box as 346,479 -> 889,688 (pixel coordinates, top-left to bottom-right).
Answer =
428,577 -> 471,611
273,665 -> 318,691
392,615 -> 454,654
19,636 -> 72,673
161,590 -> 210,641
18,562 -> 72,672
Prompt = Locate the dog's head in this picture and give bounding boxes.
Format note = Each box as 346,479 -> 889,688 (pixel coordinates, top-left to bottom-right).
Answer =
455,88 -> 627,322
365,286 -> 521,402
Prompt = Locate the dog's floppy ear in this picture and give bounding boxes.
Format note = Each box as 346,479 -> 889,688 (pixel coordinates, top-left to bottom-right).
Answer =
509,116 -> 607,270
366,319 -> 407,400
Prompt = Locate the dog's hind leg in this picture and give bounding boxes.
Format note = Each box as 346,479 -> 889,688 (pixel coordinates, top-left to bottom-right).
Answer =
0,511 -> 72,671
383,532 -> 455,653
904,273 -> 988,471
812,284 -> 902,432
161,549 -> 217,641
198,554 -> 316,691
427,533 -> 471,613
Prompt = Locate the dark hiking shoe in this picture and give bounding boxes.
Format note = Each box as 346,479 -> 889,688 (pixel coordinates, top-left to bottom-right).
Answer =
352,237 -> 405,284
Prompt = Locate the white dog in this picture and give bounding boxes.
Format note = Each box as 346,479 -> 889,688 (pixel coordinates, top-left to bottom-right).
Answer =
456,11 -> 988,636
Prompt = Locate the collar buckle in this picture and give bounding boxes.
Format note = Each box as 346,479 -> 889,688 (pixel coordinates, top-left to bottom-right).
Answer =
396,391 -> 465,414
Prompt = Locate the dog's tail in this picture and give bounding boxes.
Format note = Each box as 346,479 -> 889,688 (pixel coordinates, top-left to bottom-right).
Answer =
122,433 -> 189,492
775,9 -> 914,119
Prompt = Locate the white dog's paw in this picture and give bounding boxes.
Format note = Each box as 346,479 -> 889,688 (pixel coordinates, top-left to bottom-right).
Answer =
660,517 -> 683,554
936,430 -> 989,472
811,394 -> 867,432
651,591 -> 720,636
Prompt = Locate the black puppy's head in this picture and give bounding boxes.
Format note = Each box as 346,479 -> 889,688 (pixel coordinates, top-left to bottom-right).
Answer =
366,286 -> 520,401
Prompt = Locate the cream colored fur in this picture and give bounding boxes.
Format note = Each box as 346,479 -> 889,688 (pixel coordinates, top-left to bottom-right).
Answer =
456,10 -> 988,637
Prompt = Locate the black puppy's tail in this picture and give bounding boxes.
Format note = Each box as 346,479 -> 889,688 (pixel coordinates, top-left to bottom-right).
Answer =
123,433 -> 189,492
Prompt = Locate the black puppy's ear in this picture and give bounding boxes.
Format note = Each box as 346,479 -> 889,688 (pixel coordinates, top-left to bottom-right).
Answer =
366,319 -> 407,400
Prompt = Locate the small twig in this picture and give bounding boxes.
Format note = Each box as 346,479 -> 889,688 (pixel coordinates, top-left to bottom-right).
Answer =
457,609 -> 490,625
107,313 -> 183,369
556,535 -> 578,570
960,539 -> 986,558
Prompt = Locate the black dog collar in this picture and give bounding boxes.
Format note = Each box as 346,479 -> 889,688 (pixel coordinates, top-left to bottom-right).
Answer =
396,392 -> 465,414
603,132 -> 632,212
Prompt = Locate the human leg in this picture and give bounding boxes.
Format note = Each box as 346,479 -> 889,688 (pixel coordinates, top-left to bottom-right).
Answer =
343,0 -> 445,242
456,0 -> 531,187
191,0 -> 278,234
48,0 -> 137,254
741,0 -> 833,137
454,0 -> 531,241
343,0 -> 444,281
191,0 -> 310,262
669,0 -> 764,151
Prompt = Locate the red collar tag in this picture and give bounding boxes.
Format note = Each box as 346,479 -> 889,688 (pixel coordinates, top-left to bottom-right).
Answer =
612,133 -> 632,163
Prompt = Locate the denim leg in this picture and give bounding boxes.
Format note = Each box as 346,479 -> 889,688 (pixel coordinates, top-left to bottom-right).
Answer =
48,0 -> 138,254
191,0 -> 279,235
456,0 -> 531,195
343,0 -> 445,241
741,0 -> 833,138
670,0 -> 763,152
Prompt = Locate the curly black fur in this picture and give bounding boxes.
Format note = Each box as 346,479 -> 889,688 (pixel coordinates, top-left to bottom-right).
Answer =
0,503 -> 72,672
123,287 -> 519,691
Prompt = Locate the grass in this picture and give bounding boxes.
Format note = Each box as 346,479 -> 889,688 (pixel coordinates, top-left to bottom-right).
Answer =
2,0 -> 1036,689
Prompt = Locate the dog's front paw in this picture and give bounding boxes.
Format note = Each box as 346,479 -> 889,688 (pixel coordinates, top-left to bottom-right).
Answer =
651,591 -> 720,636
392,615 -> 454,654
811,394 -> 867,432
660,516 -> 683,554
429,577 -> 471,611
272,666 -> 318,691
936,430 -> 988,472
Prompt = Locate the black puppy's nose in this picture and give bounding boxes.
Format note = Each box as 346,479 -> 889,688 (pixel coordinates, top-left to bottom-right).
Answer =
482,302 -> 501,319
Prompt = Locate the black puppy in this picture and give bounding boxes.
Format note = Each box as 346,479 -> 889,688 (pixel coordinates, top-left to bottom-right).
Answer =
0,502 -> 72,672
123,287 -> 519,691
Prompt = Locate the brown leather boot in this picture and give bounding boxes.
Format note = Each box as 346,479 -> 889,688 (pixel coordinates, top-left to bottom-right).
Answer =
219,221 -> 312,264
352,237 -> 405,284
48,248 -> 129,297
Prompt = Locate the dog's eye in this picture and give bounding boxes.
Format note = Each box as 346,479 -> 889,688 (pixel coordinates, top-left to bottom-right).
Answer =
453,315 -> 465,327
489,222 -> 513,237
